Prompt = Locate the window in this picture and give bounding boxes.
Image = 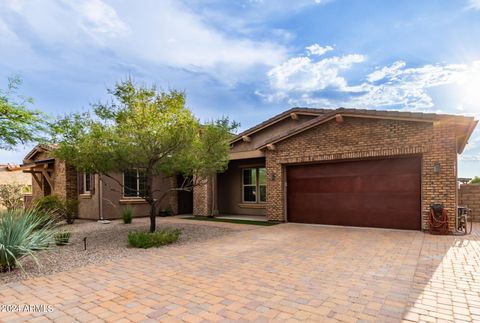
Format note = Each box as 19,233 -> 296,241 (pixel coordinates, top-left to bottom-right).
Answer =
83,173 -> 92,193
242,167 -> 266,203
123,169 -> 147,197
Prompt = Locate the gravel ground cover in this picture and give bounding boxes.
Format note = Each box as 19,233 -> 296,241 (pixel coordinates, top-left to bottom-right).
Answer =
0,217 -> 246,285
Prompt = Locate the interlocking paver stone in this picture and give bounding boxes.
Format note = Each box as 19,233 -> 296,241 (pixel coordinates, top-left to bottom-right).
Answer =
1,219 -> 479,322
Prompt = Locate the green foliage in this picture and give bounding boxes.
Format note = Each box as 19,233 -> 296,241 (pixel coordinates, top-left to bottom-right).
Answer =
54,230 -> 71,246
0,208 -> 56,271
33,195 -> 78,224
0,76 -> 47,150
470,176 -> 480,184
122,206 -> 133,224
51,78 -> 237,232
33,195 -> 63,221
128,229 -> 181,248
0,183 -> 27,210
64,199 -> 79,224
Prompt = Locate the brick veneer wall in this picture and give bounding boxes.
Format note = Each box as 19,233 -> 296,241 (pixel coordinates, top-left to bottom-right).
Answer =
193,176 -> 213,216
266,117 -> 458,231
459,184 -> 480,222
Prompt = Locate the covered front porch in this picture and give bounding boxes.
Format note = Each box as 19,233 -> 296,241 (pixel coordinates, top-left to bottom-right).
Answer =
215,157 -> 267,218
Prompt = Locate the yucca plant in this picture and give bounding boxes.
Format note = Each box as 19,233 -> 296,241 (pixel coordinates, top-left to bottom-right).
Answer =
0,208 -> 56,272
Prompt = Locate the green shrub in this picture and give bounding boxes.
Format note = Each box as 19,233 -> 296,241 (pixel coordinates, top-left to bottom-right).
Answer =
128,229 -> 181,248
33,195 -> 63,221
122,207 -> 133,224
33,196 -> 78,224
0,183 -> 27,210
54,230 -> 71,246
470,176 -> 480,184
64,199 -> 79,224
0,209 -> 56,271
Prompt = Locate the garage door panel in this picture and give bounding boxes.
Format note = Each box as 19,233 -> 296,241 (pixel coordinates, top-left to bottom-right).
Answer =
287,157 -> 421,230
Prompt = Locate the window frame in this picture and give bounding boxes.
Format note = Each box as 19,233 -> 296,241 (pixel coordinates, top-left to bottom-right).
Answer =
83,172 -> 91,194
123,169 -> 146,198
241,167 -> 266,204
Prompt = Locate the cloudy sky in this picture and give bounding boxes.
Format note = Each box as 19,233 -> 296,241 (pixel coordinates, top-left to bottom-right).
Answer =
0,0 -> 479,176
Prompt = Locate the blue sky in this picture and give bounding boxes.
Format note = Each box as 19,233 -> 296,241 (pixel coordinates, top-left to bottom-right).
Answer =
0,0 -> 479,176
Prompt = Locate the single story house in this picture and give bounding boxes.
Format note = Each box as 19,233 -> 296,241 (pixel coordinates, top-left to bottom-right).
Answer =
20,107 -> 477,232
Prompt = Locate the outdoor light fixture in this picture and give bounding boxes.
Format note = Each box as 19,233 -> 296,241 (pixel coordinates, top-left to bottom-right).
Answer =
433,162 -> 441,174
271,172 -> 276,181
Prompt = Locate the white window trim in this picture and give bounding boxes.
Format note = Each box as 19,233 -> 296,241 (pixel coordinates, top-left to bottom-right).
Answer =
242,167 -> 266,204
83,173 -> 91,194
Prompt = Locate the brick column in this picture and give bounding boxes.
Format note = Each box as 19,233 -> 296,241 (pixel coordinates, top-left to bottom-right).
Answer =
192,176 -> 213,216
266,151 -> 285,221
422,121 -> 458,232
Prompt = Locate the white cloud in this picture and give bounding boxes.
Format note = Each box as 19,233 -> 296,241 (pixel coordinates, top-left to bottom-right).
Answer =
466,0 -> 480,10
0,0 -> 288,84
263,45 -> 364,100
260,46 -> 480,113
306,44 -> 334,56
69,0 -> 129,38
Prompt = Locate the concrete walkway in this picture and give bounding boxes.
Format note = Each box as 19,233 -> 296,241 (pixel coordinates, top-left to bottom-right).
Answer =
1,219 -> 479,322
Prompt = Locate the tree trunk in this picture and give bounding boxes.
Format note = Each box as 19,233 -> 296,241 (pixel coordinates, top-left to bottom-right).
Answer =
146,168 -> 156,233
149,202 -> 156,233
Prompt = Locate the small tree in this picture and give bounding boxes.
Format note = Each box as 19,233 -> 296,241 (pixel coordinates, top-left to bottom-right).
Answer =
0,184 -> 26,211
0,76 -> 46,150
51,79 -> 237,232
470,176 -> 480,184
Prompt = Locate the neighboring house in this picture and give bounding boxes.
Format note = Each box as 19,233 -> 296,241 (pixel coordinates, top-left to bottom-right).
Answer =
16,107 -> 478,233
0,163 -> 32,189
0,163 -> 33,209
193,107 -> 477,233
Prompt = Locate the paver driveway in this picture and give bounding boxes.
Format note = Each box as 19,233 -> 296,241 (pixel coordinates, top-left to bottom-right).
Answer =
1,219 -> 480,322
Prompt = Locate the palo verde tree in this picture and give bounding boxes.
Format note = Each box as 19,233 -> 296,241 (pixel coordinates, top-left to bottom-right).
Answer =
0,76 -> 46,150
51,79 -> 237,232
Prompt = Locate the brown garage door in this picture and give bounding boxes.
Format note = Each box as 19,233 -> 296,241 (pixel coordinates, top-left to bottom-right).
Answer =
287,157 -> 421,230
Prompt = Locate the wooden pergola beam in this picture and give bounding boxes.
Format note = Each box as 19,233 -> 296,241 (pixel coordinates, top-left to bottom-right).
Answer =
31,172 -> 42,187
290,112 -> 298,120
41,169 -> 54,190
266,144 -> 276,151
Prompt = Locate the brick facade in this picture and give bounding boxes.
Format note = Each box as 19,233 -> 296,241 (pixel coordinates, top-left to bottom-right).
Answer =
459,184 -> 480,222
193,176 -> 213,216
265,117 -> 458,231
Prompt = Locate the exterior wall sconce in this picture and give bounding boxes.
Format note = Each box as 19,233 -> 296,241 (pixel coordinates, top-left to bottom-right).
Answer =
433,162 -> 441,174
270,172 -> 276,181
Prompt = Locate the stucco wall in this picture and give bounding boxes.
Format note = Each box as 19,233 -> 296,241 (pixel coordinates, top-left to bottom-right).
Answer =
459,184 -> 480,222
99,173 -> 176,220
217,158 -> 266,216
266,117 -> 458,231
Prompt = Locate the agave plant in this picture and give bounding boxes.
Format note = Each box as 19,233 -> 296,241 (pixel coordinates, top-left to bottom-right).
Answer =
0,208 -> 56,272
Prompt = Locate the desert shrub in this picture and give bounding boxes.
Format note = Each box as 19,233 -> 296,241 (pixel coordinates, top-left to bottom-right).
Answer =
470,176 -> 480,184
0,208 -> 56,271
122,207 -> 133,224
33,196 -> 78,224
34,195 -> 63,219
54,230 -> 71,246
128,229 -> 181,249
64,199 -> 79,224
0,183 -> 27,211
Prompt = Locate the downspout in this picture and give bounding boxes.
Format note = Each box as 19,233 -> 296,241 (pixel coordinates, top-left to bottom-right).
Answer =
98,174 -> 109,224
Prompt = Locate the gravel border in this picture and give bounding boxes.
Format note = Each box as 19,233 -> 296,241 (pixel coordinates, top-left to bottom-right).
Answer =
0,217 -> 245,285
